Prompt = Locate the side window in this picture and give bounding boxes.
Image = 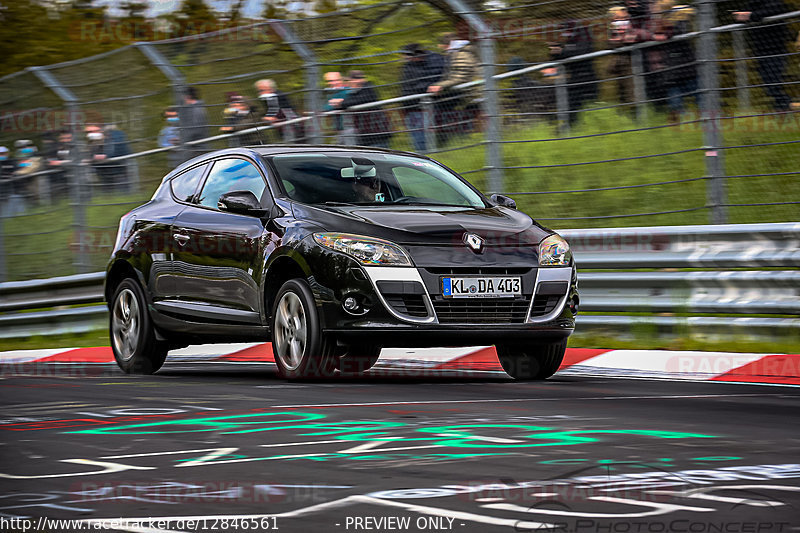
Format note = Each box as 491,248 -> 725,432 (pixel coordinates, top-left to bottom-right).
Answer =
197,158 -> 267,210
170,164 -> 206,202
392,166 -> 468,205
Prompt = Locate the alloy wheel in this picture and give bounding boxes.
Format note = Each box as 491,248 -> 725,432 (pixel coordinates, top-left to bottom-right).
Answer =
111,288 -> 140,361
274,292 -> 307,371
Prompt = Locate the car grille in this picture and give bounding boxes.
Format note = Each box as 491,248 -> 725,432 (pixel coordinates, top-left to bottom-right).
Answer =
424,267 -> 532,276
432,297 -> 532,324
384,294 -> 429,318
529,294 -> 562,317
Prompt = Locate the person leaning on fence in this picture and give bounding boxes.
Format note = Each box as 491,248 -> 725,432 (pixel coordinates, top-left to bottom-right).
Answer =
427,33 -> 481,143
652,1 -> 699,123
221,92 -> 259,147
13,139 -> 43,207
550,21 -> 599,124
336,70 -> 393,149
179,86 -> 210,160
0,146 -> 20,214
158,107 -> 182,170
255,79 -> 301,143
607,6 -> 651,111
399,43 -> 445,152
323,72 -> 351,143
734,0 -> 793,112
85,124 -> 131,192
46,130 -> 74,197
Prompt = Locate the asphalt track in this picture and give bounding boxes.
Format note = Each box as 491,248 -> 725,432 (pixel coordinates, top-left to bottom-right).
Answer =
1,360 -> 799,533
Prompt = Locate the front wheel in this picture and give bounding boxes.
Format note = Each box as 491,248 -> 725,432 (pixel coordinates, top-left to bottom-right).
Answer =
271,278 -> 337,380
496,339 -> 567,380
110,279 -> 168,374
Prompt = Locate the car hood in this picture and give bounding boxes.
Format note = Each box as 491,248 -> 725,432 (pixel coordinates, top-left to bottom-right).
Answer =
291,203 -> 553,246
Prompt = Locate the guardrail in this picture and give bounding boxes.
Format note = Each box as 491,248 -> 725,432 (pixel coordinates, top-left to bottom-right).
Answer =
0,223 -> 797,340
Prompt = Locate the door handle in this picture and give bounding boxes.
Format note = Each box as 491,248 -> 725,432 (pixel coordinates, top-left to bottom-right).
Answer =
173,233 -> 190,245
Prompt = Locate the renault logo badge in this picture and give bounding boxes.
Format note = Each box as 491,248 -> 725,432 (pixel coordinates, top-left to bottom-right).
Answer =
464,233 -> 484,253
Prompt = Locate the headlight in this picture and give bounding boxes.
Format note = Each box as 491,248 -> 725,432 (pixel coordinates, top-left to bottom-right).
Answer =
539,234 -> 572,266
313,233 -> 412,266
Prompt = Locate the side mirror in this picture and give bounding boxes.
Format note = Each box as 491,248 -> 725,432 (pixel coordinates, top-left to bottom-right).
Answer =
490,193 -> 517,209
218,190 -> 269,217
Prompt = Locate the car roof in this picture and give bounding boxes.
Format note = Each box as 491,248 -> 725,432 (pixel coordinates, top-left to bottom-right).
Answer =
250,144 -> 422,158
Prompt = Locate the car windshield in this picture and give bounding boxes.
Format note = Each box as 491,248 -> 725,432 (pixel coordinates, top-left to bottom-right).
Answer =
269,153 -> 486,208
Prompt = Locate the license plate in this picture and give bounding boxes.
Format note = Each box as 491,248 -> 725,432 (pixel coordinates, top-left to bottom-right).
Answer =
442,277 -> 522,298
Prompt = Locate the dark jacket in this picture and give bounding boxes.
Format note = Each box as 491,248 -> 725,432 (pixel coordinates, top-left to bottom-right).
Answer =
400,52 -> 446,111
259,91 -> 297,121
745,0 -> 790,55
340,82 -> 392,145
179,101 -> 210,149
553,22 -> 599,101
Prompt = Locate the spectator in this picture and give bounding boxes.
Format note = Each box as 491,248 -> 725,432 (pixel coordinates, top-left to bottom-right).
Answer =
85,124 -> 131,192
653,1 -> 698,122
626,0 -> 652,29
337,70 -> 392,148
506,57 -> 556,119
255,79 -> 300,142
734,0 -> 792,112
323,71 -> 350,143
13,139 -> 42,207
399,43 -> 444,152
607,6 -> 650,110
221,92 -> 258,147
0,146 -> 20,214
158,107 -> 182,170
428,33 -> 481,142
46,130 -> 73,197
179,86 -> 210,159
550,21 -> 599,123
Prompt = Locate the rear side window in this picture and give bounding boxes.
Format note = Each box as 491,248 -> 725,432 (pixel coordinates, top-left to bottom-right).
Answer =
170,164 -> 206,202
197,158 -> 266,210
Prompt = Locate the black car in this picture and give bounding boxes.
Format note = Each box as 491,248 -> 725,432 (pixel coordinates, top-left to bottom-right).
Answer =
105,146 -> 578,380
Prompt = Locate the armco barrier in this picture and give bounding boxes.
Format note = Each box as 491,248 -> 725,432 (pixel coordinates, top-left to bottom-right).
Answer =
0,223 -> 797,340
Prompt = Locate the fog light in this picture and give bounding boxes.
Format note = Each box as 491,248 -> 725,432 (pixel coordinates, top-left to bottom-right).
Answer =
343,297 -> 359,312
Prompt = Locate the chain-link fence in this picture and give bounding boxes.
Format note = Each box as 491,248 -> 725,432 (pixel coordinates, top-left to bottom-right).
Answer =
1,0 -> 798,281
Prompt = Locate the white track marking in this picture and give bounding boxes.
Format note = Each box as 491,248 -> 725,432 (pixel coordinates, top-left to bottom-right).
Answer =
484,496 -> 715,518
351,495 -> 559,529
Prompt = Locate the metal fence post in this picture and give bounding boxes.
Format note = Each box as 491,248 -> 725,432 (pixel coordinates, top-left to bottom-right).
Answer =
698,0 -> 727,224
631,48 -> 648,123
29,67 -> 91,274
732,29 -> 750,111
422,95 -> 437,153
443,0 -> 502,194
270,20 -> 322,144
135,43 -> 188,164
556,65 -> 570,136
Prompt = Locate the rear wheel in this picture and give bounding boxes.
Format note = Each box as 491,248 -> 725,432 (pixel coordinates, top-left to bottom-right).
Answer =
496,339 -> 567,380
110,279 -> 168,374
271,278 -> 337,379
336,344 -> 381,375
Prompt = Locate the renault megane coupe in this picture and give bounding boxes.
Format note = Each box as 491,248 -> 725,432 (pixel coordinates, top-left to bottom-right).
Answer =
105,145 -> 578,380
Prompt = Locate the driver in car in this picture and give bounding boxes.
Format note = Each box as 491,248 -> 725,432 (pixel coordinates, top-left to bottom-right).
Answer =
351,175 -> 383,203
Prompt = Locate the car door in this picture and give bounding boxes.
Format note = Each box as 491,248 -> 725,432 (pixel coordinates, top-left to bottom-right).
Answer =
167,157 -> 271,324
135,163 -> 209,302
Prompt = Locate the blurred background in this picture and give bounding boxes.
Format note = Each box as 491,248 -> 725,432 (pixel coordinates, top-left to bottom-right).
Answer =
0,0 -> 797,352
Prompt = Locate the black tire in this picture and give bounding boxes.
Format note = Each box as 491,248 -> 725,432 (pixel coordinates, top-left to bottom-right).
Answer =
496,338 -> 567,380
271,278 -> 337,380
109,279 -> 168,374
336,344 -> 381,375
